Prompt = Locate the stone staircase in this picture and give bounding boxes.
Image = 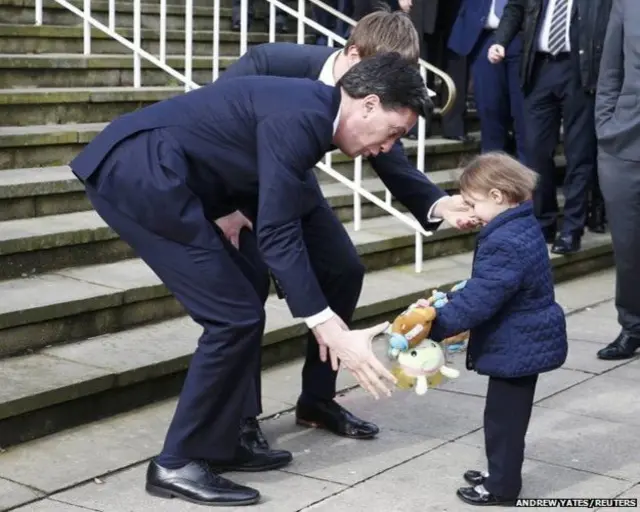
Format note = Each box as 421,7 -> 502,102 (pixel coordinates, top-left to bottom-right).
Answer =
0,0 -> 614,449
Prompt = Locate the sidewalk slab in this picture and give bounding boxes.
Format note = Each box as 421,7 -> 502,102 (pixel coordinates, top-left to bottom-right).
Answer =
457,405 -> 640,482
300,442 -> 631,512
441,363 -> 592,402
563,337 -> 631,375
50,466 -> 346,512
536,372 -> 640,427
0,477 -> 43,511
565,301 -> 621,344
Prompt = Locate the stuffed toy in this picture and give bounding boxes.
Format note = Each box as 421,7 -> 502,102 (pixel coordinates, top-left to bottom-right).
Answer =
386,302 -> 437,358
426,280 -> 469,351
390,340 -> 460,395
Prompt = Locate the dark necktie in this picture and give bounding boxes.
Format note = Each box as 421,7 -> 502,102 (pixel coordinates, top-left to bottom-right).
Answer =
548,0 -> 569,55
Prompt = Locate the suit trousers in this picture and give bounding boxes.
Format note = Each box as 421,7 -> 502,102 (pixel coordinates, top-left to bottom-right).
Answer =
83,129 -> 273,461
597,149 -> 640,335
483,374 -> 538,499
470,31 -> 526,163
523,52 -> 596,235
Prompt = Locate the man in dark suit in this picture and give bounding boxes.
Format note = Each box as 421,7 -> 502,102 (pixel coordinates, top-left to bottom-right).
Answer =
216,10 -> 476,450
595,0 -> 640,361
448,0 -> 526,161
70,54 -> 427,506
410,0 -> 469,140
489,0 -> 597,254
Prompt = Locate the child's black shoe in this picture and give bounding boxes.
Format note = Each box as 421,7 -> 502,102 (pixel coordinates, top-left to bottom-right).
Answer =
456,485 -> 516,506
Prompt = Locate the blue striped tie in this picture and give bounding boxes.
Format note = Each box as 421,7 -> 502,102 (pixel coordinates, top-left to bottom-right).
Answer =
548,0 -> 569,56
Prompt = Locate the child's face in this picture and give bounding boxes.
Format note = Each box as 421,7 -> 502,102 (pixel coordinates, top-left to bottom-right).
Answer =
461,189 -> 513,225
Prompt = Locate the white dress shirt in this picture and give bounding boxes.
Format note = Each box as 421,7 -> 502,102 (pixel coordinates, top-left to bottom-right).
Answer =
485,0 -> 502,29
304,51 -> 447,329
537,0 -> 573,53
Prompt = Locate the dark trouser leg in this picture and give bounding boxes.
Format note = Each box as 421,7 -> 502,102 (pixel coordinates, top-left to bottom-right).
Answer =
505,37 -> 527,164
232,0 -> 254,26
483,374 -> 538,500
559,57 -> 596,236
470,31 -> 512,154
440,48 -> 468,139
85,188 -> 265,464
597,150 -> 640,335
299,197 -> 365,402
523,55 -> 562,233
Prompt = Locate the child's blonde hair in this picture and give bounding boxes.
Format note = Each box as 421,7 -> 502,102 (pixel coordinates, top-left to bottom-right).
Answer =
459,151 -> 539,204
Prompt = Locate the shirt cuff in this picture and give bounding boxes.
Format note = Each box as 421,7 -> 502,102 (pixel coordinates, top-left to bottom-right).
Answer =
304,307 -> 336,329
427,196 -> 447,222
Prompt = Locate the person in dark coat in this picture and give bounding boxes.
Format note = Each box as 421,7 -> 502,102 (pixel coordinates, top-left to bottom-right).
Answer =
425,152 -> 568,506
70,54 -> 427,507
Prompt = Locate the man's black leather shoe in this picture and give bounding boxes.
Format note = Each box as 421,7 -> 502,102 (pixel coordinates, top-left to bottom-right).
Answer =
146,459 -> 260,506
296,398 -> 379,439
212,418 -> 292,472
456,486 -> 516,506
597,332 -> 640,360
463,470 -> 487,486
551,233 -> 581,254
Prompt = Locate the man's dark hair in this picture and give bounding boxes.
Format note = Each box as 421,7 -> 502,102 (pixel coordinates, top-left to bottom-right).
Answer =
337,52 -> 433,119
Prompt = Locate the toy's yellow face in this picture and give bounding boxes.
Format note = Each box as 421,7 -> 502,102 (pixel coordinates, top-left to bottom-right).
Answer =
396,340 -> 445,375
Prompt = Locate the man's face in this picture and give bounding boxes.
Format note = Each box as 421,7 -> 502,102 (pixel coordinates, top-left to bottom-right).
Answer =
334,95 -> 417,158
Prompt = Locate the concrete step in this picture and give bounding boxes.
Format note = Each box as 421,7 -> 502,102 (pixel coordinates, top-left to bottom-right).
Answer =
0,215 -> 487,357
0,122 -> 487,171
0,23 -> 310,55
0,53 -> 239,88
0,162 -> 467,221
2,0 -> 285,32
0,86 -> 482,130
0,152 -> 567,222
0,233 -> 615,449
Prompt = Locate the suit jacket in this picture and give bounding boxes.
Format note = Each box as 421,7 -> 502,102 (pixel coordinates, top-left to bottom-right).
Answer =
221,42 -> 446,230
447,0 -> 494,56
595,0 -> 640,162
70,75 -> 342,319
430,201 -> 567,378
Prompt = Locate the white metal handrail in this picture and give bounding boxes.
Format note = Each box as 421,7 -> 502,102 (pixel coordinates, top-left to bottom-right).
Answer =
33,0 -> 457,271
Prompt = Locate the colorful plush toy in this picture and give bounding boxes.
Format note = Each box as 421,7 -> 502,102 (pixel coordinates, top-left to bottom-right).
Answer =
390,340 -> 460,395
386,302 -> 437,358
427,280 -> 469,352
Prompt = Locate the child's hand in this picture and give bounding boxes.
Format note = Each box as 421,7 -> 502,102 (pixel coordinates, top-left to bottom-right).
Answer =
415,298 -> 432,309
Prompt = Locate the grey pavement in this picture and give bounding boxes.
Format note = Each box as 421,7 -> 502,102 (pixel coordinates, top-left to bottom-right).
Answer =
2,268 -> 640,512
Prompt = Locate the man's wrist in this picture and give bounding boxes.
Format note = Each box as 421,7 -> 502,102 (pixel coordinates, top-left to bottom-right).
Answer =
304,307 -> 336,329
427,196 -> 448,222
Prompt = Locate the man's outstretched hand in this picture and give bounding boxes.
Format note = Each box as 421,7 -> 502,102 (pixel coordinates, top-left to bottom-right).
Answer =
313,317 -> 397,399
432,195 -> 479,230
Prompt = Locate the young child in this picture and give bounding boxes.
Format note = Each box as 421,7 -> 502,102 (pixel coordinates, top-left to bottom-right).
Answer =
426,152 -> 568,506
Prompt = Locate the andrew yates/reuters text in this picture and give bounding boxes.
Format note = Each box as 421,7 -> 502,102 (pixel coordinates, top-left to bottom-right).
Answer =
515,498 -> 637,507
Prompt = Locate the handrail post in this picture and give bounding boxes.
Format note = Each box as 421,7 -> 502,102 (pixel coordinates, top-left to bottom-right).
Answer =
133,0 -> 141,86
185,0 -> 193,90
83,0 -> 91,54
353,156 -> 362,231
212,0 -> 220,80
160,0 -> 167,62
297,0 -> 305,44
414,65 -> 428,273
35,0 -> 42,25
240,0 -> 248,55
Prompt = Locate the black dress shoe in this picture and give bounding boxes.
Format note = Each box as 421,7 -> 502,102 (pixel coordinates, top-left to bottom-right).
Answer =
456,486 -> 516,506
597,332 -> 640,360
296,398 -> 379,439
463,469 -> 487,486
212,418 -> 292,472
146,459 -> 260,506
551,232 -> 581,254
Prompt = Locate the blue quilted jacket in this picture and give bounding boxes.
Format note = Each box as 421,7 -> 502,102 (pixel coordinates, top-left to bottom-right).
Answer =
430,201 -> 568,378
